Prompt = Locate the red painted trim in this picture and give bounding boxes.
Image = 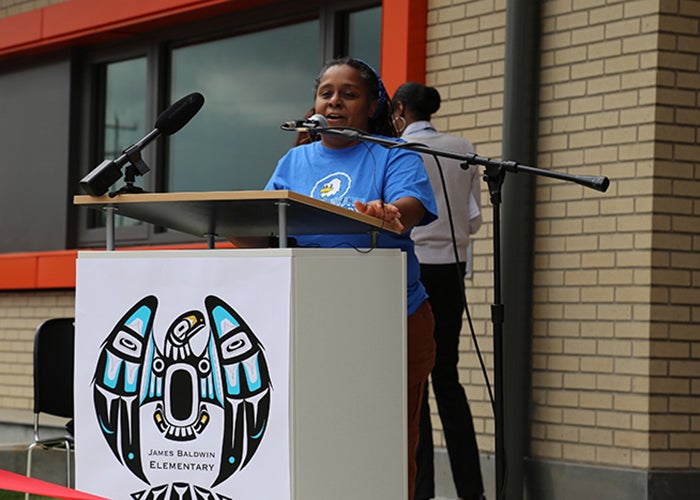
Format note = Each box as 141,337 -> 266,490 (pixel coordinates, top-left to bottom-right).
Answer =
381,0 -> 427,96
1,0 -> 427,83
0,254 -> 40,289
0,250 -> 78,290
0,243 -> 225,291
0,0 -> 278,61
36,251 -> 79,289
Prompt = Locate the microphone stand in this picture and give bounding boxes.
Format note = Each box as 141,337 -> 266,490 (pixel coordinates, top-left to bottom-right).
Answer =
317,126 -> 610,500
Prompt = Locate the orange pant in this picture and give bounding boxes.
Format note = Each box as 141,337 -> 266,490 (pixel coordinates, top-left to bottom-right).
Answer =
406,300 -> 436,500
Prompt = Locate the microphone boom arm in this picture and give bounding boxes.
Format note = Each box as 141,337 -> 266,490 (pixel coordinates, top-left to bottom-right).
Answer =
316,127 -> 610,193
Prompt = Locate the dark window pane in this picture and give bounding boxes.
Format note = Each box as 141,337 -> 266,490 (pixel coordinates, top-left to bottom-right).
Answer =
103,58 -> 148,160
168,20 -> 320,192
347,6 -> 381,70
89,57 -> 147,229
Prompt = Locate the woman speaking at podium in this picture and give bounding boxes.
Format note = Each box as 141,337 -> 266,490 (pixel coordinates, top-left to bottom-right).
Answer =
265,57 -> 437,499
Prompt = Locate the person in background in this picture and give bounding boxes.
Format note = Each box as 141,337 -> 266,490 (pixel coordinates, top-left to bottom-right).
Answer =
265,58 -> 438,499
392,82 -> 486,500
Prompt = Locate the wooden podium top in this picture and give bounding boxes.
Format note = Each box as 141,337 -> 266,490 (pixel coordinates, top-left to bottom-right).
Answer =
73,190 -> 400,240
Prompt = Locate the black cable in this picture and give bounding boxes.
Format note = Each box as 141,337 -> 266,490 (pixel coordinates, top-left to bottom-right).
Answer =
431,153 -> 508,499
431,154 -> 495,408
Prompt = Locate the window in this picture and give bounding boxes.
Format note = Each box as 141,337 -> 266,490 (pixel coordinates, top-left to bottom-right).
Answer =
167,20 -> 319,193
89,57 -> 148,229
346,6 -> 382,70
79,1 -> 381,246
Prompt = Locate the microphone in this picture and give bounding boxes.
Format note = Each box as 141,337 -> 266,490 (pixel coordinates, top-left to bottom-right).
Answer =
80,92 -> 205,196
155,92 -> 205,135
280,113 -> 328,131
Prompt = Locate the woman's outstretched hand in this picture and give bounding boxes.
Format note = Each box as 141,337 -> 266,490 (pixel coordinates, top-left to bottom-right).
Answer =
354,200 -> 404,232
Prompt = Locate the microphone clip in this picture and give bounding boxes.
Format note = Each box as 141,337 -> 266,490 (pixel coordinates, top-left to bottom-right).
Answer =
123,143 -> 151,176
280,114 -> 329,133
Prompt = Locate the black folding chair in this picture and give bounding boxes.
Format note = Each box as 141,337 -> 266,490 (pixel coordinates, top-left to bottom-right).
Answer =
26,317 -> 75,488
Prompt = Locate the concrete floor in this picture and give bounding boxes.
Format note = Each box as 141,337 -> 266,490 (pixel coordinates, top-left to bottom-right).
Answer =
0,410 -> 73,487
0,409 -> 494,499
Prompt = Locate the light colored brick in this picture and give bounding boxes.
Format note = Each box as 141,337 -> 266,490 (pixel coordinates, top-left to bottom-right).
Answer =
650,377 -> 691,395
625,0 -> 663,17
596,373 -> 632,392
580,392 -> 614,410
533,405 -> 564,424
531,440 -> 563,459
571,95 -> 605,114
581,356 -> 614,373
580,427 -> 614,447
597,410 -> 633,430
615,430 -> 651,449
563,442 -> 597,461
658,13 -> 699,35
622,68 -> 658,89
547,423 -> 580,442
669,396 -> 700,414
669,360 -> 700,378
564,372 -> 597,390
548,355 -> 582,372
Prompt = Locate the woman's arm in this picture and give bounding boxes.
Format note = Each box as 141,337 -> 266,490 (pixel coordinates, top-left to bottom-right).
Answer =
354,196 -> 426,233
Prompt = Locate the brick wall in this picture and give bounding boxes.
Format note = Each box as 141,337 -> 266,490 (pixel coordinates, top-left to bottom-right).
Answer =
649,0 -> 700,470
425,0 -> 508,456
423,0 -> 700,472
0,291 -> 75,410
532,0 -> 661,469
534,0 -> 700,471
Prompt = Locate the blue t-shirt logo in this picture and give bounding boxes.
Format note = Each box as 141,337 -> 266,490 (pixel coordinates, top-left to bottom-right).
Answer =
311,172 -> 352,206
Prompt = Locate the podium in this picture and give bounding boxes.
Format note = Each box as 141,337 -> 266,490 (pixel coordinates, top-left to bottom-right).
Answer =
73,192 -> 407,500
73,190 -> 399,249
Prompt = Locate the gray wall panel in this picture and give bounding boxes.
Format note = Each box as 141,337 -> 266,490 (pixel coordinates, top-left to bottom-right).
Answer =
0,55 -> 73,253
527,458 -> 700,500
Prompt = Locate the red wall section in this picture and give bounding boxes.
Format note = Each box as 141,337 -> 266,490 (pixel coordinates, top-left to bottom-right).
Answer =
1,0 -> 427,87
381,0 -> 427,95
0,10 -> 43,50
0,244 -> 220,290
0,250 -> 77,289
0,0 -> 277,60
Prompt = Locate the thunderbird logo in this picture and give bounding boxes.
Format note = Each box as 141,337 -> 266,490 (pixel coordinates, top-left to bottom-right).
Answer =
92,295 -> 271,496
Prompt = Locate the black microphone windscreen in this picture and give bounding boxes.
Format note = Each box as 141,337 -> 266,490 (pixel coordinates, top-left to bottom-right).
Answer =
155,92 -> 205,135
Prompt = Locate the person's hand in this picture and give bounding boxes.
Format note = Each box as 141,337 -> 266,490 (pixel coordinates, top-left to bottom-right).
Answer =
354,200 -> 404,232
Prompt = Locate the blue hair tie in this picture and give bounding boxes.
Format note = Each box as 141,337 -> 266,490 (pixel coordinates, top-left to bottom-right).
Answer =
352,58 -> 387,120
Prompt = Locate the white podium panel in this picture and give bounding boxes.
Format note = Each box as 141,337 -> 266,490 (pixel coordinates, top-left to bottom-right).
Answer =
74,248 -> 406,500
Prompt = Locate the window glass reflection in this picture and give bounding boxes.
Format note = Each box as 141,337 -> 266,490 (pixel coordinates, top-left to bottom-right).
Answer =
90,57 -> 147,228
103,58 -> 148,160
168,20 -> 319,192
347,6 -> 382,70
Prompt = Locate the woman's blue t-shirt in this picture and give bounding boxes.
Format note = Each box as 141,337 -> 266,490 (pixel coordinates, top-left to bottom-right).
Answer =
266,139 -> 437,316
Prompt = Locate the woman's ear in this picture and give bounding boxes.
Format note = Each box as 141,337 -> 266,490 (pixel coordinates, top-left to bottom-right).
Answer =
368,100 -> 379,119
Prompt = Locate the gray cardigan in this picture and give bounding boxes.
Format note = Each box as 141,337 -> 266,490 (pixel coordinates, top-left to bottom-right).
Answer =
402,121 -> 483,264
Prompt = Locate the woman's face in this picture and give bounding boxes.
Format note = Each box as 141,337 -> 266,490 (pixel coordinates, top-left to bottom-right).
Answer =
314,64 -> 377,148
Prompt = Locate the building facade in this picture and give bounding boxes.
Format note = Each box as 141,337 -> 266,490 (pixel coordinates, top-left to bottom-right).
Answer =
1,0 -> 699,499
